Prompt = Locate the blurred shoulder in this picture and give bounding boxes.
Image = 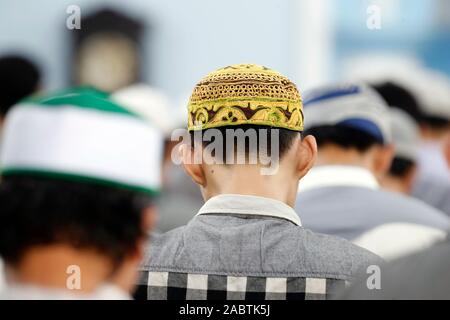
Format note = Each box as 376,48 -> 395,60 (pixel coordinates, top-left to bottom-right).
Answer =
341,238 -> 450,299
377,189 -> 450,221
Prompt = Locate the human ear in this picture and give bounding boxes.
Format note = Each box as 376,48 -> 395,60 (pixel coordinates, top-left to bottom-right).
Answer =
374,144 -> 395,177
404,164 -> 418,194
179,143 -> 207,187
296,135 -> 317,179
443,134 -> 450,170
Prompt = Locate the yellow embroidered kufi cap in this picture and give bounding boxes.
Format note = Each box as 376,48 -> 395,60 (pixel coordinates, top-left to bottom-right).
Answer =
187,64 -> 304,131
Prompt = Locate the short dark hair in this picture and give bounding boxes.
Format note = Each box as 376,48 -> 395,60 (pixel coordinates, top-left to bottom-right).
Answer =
0,55 -> 41,116
0,175 -> 153,266
371,82 -> 423,123
420,116 -> 450,130
189,125 -> 300,163
372,81 -> 450,129
304,125 -> 380,153
389,157 -> 415,178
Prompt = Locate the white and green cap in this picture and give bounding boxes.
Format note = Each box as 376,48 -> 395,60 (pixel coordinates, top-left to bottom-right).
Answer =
0,88 -> 163,195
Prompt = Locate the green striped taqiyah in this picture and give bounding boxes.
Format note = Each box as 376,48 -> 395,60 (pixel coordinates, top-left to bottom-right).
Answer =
0,88 -> 163,195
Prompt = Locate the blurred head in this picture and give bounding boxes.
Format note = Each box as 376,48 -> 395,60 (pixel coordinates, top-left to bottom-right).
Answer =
179,64 -> 316,206
112,84 -> 174,136
390,71 -> 450,141
380,108 -> 420,194
0,88 -> 163,293
303,84 -> 394,179
371,81 -> 423,123
372,78 -> 450,139
372,75 -> 450,176
0,176 -> 155,293
112,84 -> 183,185
415,72 -> 450,141
0,55 -> 41,120
413,71 -> 450,174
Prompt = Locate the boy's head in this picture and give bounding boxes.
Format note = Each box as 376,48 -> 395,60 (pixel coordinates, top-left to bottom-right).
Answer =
179,64 -> 317,205
0,176 -> 155,289
372,76 -> 450,172
302,84 -> 394,178
371,81 -> 423,124
372,78 -> 450,138
0,88 -> 163,292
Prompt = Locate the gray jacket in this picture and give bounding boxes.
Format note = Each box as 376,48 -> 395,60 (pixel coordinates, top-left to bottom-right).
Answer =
296,166 -> 450,260
297,186 -> 450,239
412,174 -> 450,217
136,194 -> 382,300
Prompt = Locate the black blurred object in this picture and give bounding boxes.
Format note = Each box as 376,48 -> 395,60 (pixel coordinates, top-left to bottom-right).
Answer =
389,157 -> 415,178
371,81 -> 423,124
70,8 -> 145,92
304,125 -> 381,152
340,236 -> 450,300
0,55 -> 41,116
372,81 -> 450,128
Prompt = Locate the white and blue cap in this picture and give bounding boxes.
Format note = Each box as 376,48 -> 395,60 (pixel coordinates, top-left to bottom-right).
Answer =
389,108 -> 419,161
303,83 -> 392,144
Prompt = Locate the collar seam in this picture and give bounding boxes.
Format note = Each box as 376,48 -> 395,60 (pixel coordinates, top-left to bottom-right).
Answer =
197,210 -> 301,226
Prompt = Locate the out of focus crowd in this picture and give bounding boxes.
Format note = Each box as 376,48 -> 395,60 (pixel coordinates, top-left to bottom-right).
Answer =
0,53 -> 449,300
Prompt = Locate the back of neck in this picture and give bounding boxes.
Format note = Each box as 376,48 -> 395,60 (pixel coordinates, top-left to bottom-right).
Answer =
6,244 -> 112,294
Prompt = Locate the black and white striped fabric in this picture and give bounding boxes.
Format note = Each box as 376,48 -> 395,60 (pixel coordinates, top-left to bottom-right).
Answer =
134,271 -> 347,300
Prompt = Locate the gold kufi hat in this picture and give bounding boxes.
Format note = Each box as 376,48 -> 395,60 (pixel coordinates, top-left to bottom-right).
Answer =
187,64 -> 303,131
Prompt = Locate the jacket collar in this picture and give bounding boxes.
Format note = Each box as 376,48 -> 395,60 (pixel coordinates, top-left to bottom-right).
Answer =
298,165 -> 379,193
197,194 -> 301,226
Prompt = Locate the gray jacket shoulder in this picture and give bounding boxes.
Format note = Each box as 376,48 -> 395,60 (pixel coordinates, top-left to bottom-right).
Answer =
141,217 -> 382,280
297,227 -> 383,277
298,187 -> 450,231
374,189 -> 450,228
413,176 -> 450,217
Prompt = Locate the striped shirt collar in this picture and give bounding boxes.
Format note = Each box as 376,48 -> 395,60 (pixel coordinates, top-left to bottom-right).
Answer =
298,165 -> 380,193
197,194 -> 302,226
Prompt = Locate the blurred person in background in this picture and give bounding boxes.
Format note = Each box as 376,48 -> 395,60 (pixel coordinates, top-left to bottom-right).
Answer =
371,81 -> 423,126
341,235 -> 450,300
0,55 -> 41,124
372,74 -> 450,216
406,71 -> 450,216
296,84 -> 450,261
379,108 -> 420,195
135,64 -> 382,300
0,88 -> 163,299
112,85 -> 203,232
0,54 -> 41,293
409,71 -> 450,182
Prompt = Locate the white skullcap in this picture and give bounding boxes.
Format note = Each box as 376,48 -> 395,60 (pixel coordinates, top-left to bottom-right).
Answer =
389,108 -> 419,161
112,84 -> 178,136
